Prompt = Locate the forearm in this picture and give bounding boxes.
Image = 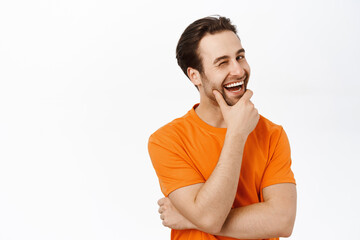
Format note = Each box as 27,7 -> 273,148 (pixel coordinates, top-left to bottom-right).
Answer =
216,184 -> 297,239
168,90 -> 260,232
195,133 -> 246,222
218,203 -> 289,239
186,202 -> 293,238
171,132 -> 246,231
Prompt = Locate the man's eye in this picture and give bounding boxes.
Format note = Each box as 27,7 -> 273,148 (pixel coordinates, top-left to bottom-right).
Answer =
219,61 -> 228,66
237,55 -> 244,60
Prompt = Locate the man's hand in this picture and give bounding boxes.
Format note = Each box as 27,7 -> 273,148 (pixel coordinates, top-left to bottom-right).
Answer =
213,89 -> 259,138
158,197 -> 197,230
163,89 -> 259,233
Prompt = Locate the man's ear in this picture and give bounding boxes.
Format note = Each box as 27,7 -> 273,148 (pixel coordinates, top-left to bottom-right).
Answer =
187,67 -> 202,87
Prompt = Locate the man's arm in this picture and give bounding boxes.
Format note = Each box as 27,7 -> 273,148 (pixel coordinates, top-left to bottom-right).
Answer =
217,183 -> 297,238
159,183 -> 297,238
166,90 -> 259,233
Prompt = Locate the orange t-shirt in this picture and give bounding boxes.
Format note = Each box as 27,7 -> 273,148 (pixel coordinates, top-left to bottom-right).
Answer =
148,104 -> 296,240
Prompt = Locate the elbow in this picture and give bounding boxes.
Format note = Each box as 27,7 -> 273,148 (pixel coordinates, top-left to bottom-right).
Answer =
279,226 -> 293,238
277,213 -> 296,238
196,215 -> 224,235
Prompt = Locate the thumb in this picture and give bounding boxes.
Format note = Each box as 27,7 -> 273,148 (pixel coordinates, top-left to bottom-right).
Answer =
213,90 -> 228,111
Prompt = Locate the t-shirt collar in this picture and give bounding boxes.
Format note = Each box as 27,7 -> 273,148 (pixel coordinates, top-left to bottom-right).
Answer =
188,103 -> 227,135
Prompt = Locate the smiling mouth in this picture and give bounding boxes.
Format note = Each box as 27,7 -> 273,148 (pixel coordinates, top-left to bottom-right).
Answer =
223,80 -> 244,92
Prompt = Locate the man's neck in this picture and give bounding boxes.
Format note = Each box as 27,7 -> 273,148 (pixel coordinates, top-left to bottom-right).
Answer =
195,99 -> 227,128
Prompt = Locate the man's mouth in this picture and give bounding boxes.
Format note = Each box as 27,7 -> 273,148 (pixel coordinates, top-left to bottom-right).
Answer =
223,80 -> 244,92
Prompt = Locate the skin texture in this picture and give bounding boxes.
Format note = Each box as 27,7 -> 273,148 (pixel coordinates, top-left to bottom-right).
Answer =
159,183 -> 297,238
158,30 -> 297,237
189,31 -> 250,106
166,89 -> 259,233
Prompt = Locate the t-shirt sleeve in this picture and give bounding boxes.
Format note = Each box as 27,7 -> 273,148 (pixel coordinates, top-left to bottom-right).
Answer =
148,133 -> 205,197
261,127 -> 296,190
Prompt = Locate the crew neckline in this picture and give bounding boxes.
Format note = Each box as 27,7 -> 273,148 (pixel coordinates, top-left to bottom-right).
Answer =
188,103 -> 227,135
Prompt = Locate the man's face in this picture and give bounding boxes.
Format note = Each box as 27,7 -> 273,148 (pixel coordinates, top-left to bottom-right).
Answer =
196,30 -> 250,106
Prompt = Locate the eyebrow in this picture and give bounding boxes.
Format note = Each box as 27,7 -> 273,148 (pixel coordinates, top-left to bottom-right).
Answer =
213,48 -> 246,65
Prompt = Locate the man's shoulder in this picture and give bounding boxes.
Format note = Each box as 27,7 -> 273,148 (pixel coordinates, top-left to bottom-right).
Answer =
256,114 -> 285,138
148,111 -> 192,146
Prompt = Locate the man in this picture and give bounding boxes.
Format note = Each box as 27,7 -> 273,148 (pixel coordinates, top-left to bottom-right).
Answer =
148,16 -> 296,240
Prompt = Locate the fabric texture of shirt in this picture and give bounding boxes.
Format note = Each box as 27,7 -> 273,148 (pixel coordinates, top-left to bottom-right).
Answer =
148,104 -> 296,240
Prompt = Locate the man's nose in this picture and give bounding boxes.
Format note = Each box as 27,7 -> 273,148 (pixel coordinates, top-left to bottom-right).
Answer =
229,60 -> 244,76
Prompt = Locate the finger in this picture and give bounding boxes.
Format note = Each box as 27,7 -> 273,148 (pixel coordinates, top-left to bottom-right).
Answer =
248,100 -> 254,108
158,206 -> 164,214
213,90 -> 228,110
241,89 -> 253,101
157,197 -> 166,206
255,109 -> 260,120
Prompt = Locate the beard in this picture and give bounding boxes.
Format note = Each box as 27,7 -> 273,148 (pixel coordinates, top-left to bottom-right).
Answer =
201,73 -> 249,106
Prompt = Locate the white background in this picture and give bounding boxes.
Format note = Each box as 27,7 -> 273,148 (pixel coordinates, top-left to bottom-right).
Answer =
1,0 -> 359,239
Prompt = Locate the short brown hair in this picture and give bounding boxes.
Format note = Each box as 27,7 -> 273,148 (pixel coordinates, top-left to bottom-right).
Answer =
176,16 -> 238,78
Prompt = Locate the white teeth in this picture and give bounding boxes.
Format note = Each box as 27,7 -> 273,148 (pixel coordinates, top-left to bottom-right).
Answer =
225,81 -> 244,88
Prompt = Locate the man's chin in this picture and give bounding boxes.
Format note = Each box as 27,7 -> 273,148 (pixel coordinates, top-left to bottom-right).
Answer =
222,85 -> 247,106
224,94 -> 243,106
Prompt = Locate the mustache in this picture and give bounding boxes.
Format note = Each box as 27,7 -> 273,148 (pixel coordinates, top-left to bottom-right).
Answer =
223,74 -> 248,84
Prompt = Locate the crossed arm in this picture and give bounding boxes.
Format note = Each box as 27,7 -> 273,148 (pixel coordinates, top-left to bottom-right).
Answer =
155,90 -> 297,238
158,182 -> 296,239
155,90 -> 261,234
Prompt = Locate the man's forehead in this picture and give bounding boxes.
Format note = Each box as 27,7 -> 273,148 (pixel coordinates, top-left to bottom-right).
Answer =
198,31 -> 243,61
